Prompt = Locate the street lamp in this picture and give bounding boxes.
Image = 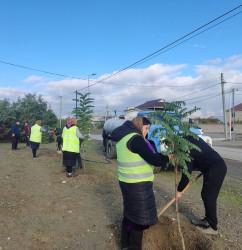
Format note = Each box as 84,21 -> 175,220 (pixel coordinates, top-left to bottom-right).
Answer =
88,73 -> 96,94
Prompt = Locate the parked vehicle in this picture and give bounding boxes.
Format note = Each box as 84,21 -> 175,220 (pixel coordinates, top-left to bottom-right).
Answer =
103,110 -> 212,159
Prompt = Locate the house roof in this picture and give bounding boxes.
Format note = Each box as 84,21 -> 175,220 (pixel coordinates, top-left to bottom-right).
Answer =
135,99 -> 169,110
226,103 -> 242,112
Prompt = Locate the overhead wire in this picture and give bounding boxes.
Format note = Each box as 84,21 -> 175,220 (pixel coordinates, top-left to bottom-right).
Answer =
76,5 -> 242,91
0,6 -> 240,96
182,91 -> 221,102
188,93 -> 221,105
171,83 -> 220,101
0,60 -> 85,80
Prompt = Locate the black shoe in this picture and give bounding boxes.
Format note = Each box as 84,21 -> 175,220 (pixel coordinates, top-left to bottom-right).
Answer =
191,218 -> 209,227
66,173 -> 78,178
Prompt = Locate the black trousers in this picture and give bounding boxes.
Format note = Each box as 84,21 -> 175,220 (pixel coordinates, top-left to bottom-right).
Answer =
12,136 -> 19,149
32,149 -> 37,157
201,163 -> 227,230
25,135 -> 30,147
66,166 -> 73,173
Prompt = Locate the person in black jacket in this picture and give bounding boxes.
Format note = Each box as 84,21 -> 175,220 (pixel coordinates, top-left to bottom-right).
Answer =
11,120 -> 21,150
112,116 -> 173,250
177,136 -> 227,235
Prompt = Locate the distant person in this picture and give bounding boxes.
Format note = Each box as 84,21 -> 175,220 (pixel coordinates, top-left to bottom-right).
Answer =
23,122 -> 31,148
11,120 -> 21,150
102,128 -> 108,152
29,120 -> 55,158
177,136 -> 227,235
62,118 -> 84,177
55,127 -> 63,151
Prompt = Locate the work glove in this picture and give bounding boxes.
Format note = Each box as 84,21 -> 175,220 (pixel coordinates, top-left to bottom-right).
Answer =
50,130 -> 55,135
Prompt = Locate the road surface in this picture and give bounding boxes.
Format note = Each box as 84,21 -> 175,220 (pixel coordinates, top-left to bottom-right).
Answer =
213,146 -> 242,162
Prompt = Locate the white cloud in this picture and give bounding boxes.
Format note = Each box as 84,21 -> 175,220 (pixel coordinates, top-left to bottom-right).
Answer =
2,55 -> 242,119
24,75 -> 46,83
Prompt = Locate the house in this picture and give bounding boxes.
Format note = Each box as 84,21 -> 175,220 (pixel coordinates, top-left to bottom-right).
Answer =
226,103 -> 242,122
135,99 -> 169,111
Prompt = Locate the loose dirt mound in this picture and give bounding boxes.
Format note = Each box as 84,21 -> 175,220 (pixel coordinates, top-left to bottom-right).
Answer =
143,217 -> 215,250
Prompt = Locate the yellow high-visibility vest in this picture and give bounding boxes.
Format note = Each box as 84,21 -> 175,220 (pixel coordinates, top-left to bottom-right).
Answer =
30,124 -> 42,143
116,133 -> 154,183
62,126 -> 79,153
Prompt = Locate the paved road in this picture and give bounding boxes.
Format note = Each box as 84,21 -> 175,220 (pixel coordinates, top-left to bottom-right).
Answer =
90,134 -> 102,141
213,146 -> 242,162
91,134 -> 242,162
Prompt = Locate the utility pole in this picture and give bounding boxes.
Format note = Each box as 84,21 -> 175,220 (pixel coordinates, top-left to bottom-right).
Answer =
229,91 -> 232,140
232,88 -> 235,141
59,96 -> 62,127
75,90 -> 78,119
105,104 -> 109,121
221,73 -> 227,138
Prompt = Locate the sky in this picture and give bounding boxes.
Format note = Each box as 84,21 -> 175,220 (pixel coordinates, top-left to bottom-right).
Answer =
0,1 -> 242,119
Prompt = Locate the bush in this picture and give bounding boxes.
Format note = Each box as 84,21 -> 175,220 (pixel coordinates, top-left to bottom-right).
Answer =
97,121 -> 105,129
194,118 -> 222,124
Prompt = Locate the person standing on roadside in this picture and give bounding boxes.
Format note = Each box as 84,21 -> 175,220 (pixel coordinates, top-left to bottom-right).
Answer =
30,120 -> 55,158
11,120 -> 21,150
23,122 -> 31,148
62,118 -> 84,177
55,127 -> 63,151
111,116 -> 174,250
177,136 -> 227,235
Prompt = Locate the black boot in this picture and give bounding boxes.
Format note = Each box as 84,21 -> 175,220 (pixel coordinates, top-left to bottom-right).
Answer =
129,229 -> 143,250
121,221 -> 131,249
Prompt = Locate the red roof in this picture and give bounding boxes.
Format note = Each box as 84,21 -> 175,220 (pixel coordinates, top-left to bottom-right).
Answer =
226,103 -> 242,111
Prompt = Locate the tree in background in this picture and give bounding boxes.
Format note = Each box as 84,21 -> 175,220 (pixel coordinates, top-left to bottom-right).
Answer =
73,92 -> 94,139
0,93 -> 58,141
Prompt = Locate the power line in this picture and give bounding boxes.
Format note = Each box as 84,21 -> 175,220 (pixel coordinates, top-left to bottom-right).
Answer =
86,78 -> 218,88
182,91 -> 221,102
171,83 -> 220,101
188,93 -> 221,105
131,11 -> 242,68
76,5 -> 241,91
0,6 -> 240,95
0,60 -> 85,80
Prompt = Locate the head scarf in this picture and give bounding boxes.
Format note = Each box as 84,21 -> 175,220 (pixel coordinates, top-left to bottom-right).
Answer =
68,117 -> 77,125
131,116 -> 151,132
66,117 -> 77,128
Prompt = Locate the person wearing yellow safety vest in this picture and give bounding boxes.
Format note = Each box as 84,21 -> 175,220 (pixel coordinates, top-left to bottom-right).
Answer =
62,118 -> 84,178
30,120 -> 55,158
111,116 -> 174,250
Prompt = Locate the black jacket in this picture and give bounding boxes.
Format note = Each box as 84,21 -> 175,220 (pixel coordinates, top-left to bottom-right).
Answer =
178,136 -> 226,192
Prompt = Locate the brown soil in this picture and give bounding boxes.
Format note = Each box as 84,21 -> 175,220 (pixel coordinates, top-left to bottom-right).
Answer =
0,140 -> 241,249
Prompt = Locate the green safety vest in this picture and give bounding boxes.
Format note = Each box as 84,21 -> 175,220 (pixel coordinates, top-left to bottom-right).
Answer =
30,124 -> 42,143
116,133 -> 154,183
62,126 -> 79,153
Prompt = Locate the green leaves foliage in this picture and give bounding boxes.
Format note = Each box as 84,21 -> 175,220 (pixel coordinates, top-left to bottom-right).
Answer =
0,94 -> 58,141
72,92 -> 94,138
148,101 -> 201,181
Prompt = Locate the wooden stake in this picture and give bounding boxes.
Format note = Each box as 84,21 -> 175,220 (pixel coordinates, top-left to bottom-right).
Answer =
158,172 -> 203,217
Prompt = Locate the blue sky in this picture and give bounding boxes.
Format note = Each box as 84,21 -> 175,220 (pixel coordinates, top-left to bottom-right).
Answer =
0,1 -> 241,118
